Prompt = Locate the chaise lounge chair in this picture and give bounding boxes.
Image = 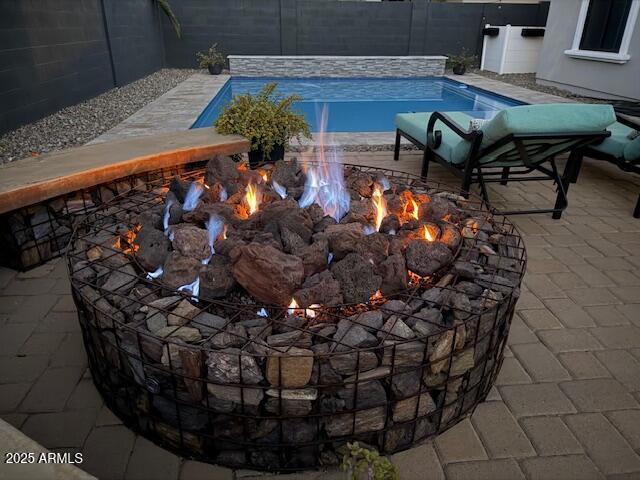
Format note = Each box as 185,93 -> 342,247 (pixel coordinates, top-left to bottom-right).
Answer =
570,114 -> 640,218
394,104 -> 615,218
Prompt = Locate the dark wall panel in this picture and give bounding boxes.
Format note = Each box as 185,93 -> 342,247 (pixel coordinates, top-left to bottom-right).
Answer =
0,0 -> 114,133
161,1 -> 549,65
295,1 -> 412,56
103,0 -> 164,86
162,0 -> 282,68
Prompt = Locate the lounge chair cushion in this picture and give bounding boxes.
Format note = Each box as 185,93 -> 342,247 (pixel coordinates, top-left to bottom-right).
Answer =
474,103 -> 616,165
395,112 -> 474,165
591,122 -> 640,161
480,104 -> 616,146
624,137 -> 640,163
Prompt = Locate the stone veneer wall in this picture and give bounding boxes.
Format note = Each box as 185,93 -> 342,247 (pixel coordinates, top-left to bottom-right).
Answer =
228,56 -> 447,78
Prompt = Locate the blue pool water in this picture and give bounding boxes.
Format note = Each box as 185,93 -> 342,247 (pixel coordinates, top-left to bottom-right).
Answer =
191,77 -> 524,132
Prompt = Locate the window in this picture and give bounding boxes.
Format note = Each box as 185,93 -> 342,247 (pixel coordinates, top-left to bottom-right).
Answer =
579,0 -> 633,52
565,0 -> 640,63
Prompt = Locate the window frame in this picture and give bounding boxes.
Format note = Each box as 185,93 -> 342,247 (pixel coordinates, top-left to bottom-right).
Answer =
564,0 -> 640,64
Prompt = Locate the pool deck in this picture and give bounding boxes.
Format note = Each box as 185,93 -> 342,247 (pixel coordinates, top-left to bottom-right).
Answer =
1,151 -> 639,480
91,72 -> 573,148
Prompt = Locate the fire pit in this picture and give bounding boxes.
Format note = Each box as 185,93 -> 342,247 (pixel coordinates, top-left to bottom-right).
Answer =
67,154 -> 526,472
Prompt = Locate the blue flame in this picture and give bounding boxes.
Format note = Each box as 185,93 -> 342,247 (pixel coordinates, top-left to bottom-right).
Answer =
183,182 -> 204,212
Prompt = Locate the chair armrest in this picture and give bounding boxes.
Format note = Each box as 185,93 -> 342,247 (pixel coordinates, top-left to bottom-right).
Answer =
426,112 -> 480,149
616,113 -> 640,130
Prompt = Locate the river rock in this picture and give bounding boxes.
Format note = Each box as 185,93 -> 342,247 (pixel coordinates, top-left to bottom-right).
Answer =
207,348 -> 263,384
333,318 -> 379,351
378,317 -> 415,341
392,392 -> 437,422
191,311 -> 228,335
329,351 -> 379,375
324,407 -> 386,437
167,299 -> 200,326
266,347 -> 314,388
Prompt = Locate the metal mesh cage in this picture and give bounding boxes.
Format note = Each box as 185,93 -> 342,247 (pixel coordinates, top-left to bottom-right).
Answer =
66,163 -> 526,472
0,162 -> 208,271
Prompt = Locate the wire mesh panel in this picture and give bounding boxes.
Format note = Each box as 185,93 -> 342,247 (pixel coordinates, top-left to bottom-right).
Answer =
66,160 -> 526,472
0,162 -> 208,271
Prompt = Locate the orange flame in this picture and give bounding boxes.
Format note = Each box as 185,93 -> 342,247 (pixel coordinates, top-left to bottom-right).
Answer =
222,224 -> 228,240
370,289 -> 383,302
287,298 -> 318,318
423,224 -> 437,242
245,182 -> 261,216
400,191 -> 420,223
237,162 -> 248,172
259,170 -> 268,182
113,225 -> 141,254
372,184 -> 387,231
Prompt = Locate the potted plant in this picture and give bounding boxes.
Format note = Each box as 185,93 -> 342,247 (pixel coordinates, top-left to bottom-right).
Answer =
196,44 -> 226,75
448,50 -> 477,75
214,83 -> 312,166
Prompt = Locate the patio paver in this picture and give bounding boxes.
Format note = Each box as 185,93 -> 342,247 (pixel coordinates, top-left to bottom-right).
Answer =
1,151 -> 639,478
1,75 -> 640,479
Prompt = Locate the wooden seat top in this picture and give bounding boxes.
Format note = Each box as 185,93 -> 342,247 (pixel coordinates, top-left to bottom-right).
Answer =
0,128 -> 250,215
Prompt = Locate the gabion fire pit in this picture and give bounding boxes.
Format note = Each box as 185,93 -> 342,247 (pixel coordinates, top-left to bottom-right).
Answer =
67,156 -> 526,472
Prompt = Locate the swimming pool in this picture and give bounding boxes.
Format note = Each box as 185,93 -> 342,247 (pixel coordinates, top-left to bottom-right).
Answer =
191,77 -> 524,133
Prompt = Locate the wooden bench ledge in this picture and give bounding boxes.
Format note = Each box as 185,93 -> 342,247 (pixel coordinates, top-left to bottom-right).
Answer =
0,128 -> 250,215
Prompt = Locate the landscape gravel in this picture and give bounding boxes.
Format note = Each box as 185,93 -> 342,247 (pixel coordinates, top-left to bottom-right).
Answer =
0,68 -> 197,164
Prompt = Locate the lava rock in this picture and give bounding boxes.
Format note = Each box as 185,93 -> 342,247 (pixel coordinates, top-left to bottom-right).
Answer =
199,256 -> 236,299
162,253 -> 201,290
296,238 -> 328,277
134,227 -> 170,271
380,214 -> 400,234
204,155 -> 240,186
293,270 -> 343,307
406,240 -> 453,277
324,223 -> 365,260
270,159 -> 300,188
330,253 -> 382,304
378,254 -> 409,295
355,232 -> 389,264
231,243 -> 305,305
419,197 -> 461,223
440,223 -> 462,252
172,225 -> 211,260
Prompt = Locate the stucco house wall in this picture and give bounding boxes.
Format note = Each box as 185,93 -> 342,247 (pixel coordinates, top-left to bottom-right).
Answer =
536,0 -> 640,101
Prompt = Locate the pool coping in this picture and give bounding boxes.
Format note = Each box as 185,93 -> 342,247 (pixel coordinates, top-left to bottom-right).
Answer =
91,72 -> 573,149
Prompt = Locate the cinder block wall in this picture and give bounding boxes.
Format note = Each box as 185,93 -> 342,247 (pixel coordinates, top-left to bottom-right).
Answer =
0,0 -> 164,134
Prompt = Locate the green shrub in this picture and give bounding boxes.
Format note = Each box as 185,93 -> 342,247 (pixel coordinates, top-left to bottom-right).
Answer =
341,442 -> 399,480
214,83 -> 312,159
196,44 -> 226,69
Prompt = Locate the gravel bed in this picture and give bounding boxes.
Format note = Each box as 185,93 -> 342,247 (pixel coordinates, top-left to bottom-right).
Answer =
470,70 -> 605,103
0,68 -> 197,164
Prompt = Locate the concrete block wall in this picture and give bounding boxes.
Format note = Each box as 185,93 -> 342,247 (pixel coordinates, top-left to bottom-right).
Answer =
0,0 -> 163,134
229,56 -> 447,78
0,0 -> 114,134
